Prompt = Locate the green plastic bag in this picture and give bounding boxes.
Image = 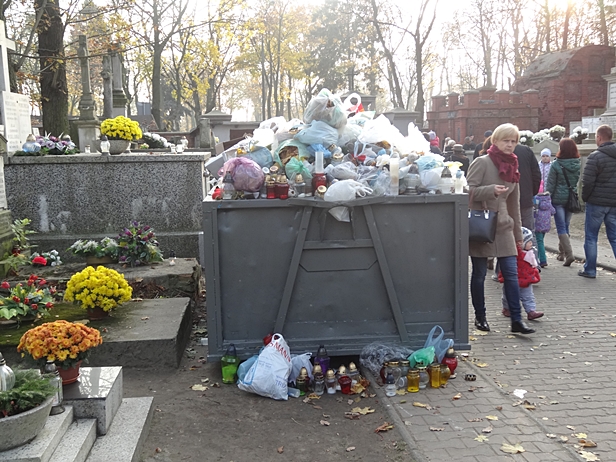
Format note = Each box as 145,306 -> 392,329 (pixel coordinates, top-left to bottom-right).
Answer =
408,346 -> 435,368
285,157 -> 312,181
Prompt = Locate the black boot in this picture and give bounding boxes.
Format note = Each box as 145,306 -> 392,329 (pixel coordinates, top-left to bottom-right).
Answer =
511,320 -> 535,334
475,318 -> 490,332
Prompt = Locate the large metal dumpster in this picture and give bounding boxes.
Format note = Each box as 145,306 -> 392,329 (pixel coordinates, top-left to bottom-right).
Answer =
203,195 -> 470,360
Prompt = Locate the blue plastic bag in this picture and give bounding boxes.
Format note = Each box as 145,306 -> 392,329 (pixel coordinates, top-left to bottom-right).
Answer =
237,355 -> 258,382
423,325 -> 454,363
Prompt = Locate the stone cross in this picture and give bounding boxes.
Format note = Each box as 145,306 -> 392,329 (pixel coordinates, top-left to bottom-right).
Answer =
0,25 -> 15,93
77,35 -> 96,120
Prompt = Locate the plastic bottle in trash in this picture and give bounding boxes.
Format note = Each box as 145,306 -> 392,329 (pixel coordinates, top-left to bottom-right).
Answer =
221,344 -> 239,384
385,371 -> 396,397
315,345 -> 330,375
313,364 -> 325,395
454,169 -> 464,194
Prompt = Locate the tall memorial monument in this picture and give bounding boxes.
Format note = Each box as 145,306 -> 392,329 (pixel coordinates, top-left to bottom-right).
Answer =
74,34 -> 100,151
0,21 -> 32,153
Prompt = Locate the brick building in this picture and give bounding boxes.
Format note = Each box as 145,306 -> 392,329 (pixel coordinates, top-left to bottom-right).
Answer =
426,87 -> 540,144
514,44 -> 615,130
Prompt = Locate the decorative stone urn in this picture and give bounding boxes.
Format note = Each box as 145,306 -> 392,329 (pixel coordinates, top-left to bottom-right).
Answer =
0,396 -> 54,451
92,139 -> 131,155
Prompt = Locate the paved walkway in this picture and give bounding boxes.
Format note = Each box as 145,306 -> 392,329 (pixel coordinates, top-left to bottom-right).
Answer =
377,234 -> 616,462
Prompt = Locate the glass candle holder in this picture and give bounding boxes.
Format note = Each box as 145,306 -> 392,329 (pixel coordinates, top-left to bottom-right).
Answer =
429,363 -> 441,388
406,369 -> 420,392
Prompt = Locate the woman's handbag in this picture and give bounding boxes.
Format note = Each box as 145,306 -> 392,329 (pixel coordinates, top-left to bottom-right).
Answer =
468,189 -> 498,243
562,168 -> 582,213
468,209 -> 498,243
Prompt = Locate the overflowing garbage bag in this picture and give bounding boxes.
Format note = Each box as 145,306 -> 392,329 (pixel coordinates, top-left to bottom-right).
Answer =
209,88 -> 468,205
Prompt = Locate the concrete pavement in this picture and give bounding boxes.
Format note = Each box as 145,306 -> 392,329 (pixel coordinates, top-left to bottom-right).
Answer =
377,234 -> 616,461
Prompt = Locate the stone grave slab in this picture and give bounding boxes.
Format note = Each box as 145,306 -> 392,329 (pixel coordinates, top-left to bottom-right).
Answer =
0,91 -> 31,153
63,367 -> 123,435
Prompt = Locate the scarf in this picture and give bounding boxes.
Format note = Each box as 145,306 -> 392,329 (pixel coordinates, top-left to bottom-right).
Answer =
487,144 -> 520,183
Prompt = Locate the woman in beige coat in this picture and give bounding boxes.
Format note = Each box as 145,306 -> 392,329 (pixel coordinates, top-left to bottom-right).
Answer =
467,123 -> 535,334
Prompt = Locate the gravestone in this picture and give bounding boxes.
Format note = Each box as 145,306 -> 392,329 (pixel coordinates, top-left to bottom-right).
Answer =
0,22 -> 32,153
74,35 -> 100,152
111,46 -> 127,117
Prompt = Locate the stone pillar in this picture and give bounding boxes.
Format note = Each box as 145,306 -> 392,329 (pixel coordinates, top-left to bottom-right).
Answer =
204,109 -> 232,144
522,89 -> 540,107
495,89 -> 509,105
0,157 -> 13,277
101,54 -> 113,120
463,90 -> 480,107
111,46 -> 128,117
197,117 -> 214,149
447,92 -> 459,108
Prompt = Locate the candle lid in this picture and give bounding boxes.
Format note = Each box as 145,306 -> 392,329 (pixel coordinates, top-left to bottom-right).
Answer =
337,365 -> 347,374
313,364 -> 322,375
400,360 -> 410,366
299,367 -> 308,378
326,369 -> 336,379
348,362 -> 357,372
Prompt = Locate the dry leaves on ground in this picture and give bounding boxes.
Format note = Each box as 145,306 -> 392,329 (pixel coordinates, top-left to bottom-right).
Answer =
579,439 -> 597,448
579,450 -> 600,461
351,407 -> 375,415
319,420 -> 330,426
190,384 -> 208,391
452,393 -> 462,400
375,422 -> 394,433
346,447 -> 355,452
430,427 -> 445,431
501,443 -> 525,454
277,446 -> 284,454
485,415 -> 499,421
474,435 -> 489,442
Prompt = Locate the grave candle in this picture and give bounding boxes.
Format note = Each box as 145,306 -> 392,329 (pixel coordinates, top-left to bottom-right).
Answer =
389,157 -> 399,196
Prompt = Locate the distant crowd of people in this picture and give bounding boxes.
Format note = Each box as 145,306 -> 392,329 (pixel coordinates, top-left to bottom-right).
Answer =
428,124 -> 616,336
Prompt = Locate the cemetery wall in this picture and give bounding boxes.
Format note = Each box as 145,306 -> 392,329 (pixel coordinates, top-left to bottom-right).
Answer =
427,88 -> 540,143
3,153 -> 210,262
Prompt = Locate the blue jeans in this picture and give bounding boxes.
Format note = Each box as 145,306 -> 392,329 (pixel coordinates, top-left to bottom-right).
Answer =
582,203 -> 616,276
553,205 -> 572,235
471,255 -> 523,322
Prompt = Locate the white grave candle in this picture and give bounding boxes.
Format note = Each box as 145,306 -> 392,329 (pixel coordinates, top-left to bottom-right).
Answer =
315,150 -> 324,174
389,157 -> 399,196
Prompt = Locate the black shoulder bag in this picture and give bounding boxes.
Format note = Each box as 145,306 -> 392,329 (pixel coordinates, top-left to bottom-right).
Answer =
468,190 -> 498,243
561,168 -> 582,213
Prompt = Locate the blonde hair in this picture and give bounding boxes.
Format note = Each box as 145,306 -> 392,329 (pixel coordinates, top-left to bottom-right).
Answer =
491,123 -> 520,144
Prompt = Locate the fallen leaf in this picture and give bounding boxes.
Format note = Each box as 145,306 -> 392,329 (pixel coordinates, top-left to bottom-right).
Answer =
550,400 -> 559,405
429,427 -> 445,431
546,434 -> 557,438
399,400 -> 407,404
344,412 -> 360,420
524,403 -> 536,410
320,420 -> 330,426
346,447 -> 355,452
579,450 -> 600,461
482,426 -> 493,434
277,446 -> 284,454
200,378 -> 210,383
351,407 -> 375,415
351,383 -> 365,394
474,435 -> 489,442
155,447 -> 162,453
579,439 -> 597,448
307,393 -> 320,400
610,333 -> 616,337
475,362 -> 488,368
495,406 -> 503,411
507,335 -> 516,338
469,336 -> 477,341
322,413 -> 330,418
190,384 -> 208,391
575,433 -> 588,439
396,389 -> 407,395
567,425 -> 576,431
486,415 -> 499,421
211,382 -> 220,388
140,316 -> 149,320
560,436 -> 570,443
375,422 -> 394,433
468,418 -> 483,422
452,393 -> 462,400
347,399 -> 354,405
312,405 -> 322,410
413,402 -> 428,408
501,443 -> 525,454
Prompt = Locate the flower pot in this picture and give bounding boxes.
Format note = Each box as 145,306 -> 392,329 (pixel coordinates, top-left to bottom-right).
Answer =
85,255 -> 116,266
92,139 -> 131,155
86,306 -> 110,321
0,396 -> 53,451
58,360 -> 82,385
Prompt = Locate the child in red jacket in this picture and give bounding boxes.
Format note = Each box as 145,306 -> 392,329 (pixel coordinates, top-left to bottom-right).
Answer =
500,227 -> 544,321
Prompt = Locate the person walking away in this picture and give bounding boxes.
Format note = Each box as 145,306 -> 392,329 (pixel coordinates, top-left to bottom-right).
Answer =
445,144 -> 470,175
514,143 -> 542,232
578,124 -> 616,278
545,138 -> 581,267
474,130 -> 493,160
534,191 -> 555,267
500,227 -> 544,320
466,123 -> 535,334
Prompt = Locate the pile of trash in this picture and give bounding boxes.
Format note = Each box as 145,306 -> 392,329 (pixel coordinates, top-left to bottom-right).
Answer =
211,90 -> 467,212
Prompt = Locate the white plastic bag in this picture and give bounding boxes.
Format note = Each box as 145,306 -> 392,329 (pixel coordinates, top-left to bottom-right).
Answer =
303,89 -> 347,129
328,161 -> 358,180
289,353 -> 314,384
324,179 -> 370,202
294,120 -> 339,146
237,334 -> 292,400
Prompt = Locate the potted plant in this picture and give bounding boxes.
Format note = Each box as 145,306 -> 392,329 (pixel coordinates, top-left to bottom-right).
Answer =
17,320 -> 103,383
0,218 -> 36,276
518,130 -> 534,147
0,275 -> 56,324
549,124 -> 566,141
13,133 -> 79,157
0,369 -> 57,451
117,221 -> 164,267
67,237 -> 119,265
29,250 -> 62,267
570,126 -> 589,145
63,266 -> 132,320
98,116 -> 143,154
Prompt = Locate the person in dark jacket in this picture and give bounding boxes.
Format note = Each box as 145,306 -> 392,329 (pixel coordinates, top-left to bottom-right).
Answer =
545,138 -> 581,267
578,124 -> 616,278
514,143 -> 541,232
444,144 -> 470,174
474,130 -> 493,160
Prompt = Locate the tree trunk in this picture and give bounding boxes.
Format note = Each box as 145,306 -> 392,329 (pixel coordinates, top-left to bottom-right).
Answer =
562,1 -> 572,50
598,0 -> 609,46
36,0 -> 68,135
